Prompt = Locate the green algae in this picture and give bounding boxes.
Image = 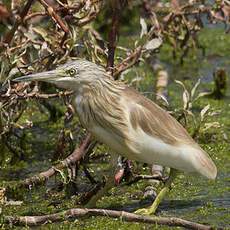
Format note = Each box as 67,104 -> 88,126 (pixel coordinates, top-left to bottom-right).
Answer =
1,27 -> 230,229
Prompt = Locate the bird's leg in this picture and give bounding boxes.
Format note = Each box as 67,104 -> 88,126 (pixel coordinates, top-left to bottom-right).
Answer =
135,168 -> 178,215
85,154 -> 118,208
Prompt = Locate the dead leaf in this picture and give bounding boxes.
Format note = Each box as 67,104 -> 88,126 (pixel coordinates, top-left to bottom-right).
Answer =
200,104 -> 210,121
144,38 -> 162,50
203,122 -> 221,131
182,90 -> 190,109
140,17 -> 148,38
191,79 -> 201,99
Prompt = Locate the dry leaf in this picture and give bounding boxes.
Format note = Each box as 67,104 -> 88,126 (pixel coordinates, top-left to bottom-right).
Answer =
144,38 -> 162,50
140,17 -> 148,38
200,104 -> 210,120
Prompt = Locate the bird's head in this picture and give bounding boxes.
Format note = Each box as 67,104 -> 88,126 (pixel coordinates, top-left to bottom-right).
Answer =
14,59 -> 108,91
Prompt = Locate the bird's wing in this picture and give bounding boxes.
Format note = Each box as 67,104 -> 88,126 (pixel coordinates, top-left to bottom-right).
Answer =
122,87 -> 195,146
121,87 -> 217,180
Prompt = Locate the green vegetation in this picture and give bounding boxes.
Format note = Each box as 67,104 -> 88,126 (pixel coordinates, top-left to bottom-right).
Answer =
1,27 -> 229,229
0,0 -> 229,228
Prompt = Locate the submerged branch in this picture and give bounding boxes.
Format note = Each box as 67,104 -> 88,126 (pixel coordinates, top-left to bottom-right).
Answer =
4,208 -> 215,229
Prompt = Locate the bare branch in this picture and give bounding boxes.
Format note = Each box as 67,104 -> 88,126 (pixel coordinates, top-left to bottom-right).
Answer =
4,208 -> 215,229
6,134 -> 94,191
2,0 -> 35,45
113,46 -> 143,80
38,0 -> 69,33
107,0 -> 124,75
0,90 -> 73,101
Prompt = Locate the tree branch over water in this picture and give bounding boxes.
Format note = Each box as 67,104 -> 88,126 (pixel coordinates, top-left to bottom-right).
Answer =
6,134 -> 95,192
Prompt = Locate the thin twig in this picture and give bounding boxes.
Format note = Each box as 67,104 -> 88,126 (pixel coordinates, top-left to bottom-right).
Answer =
113,46 -> 143,79
107,0 -> 123,75
76,2 -> 102,27
0,90 -> 73,101
2,0 -> 35,45
38,0 -> 69,33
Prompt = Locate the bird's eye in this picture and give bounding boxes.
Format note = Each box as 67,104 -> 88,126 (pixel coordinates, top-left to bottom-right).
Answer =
68,68 -> 77,77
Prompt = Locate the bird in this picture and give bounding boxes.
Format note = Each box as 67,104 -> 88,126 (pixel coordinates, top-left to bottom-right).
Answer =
15,59 -> 217,215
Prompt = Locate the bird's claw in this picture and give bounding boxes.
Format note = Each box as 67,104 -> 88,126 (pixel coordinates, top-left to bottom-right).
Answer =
134,207 -> 154,216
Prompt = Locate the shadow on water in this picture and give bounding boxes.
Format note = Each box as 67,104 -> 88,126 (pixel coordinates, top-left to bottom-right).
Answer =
108,197 -> 204,212
108,196 -> 230,213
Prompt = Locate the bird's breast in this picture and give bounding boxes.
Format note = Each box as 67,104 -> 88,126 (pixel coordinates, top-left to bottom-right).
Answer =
90,125 -> 130,155
74,93 -> 133,157
74,94 -> 92,128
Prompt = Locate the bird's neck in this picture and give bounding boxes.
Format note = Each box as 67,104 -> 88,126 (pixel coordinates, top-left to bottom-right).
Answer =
77,77 -> 125,99
74,77 -> 125,128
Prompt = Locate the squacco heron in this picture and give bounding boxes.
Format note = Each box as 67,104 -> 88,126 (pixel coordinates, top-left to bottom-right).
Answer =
15,60 -> 217,215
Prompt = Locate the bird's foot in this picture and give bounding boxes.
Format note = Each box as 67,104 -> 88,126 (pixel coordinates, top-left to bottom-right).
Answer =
134,206 -> 156,216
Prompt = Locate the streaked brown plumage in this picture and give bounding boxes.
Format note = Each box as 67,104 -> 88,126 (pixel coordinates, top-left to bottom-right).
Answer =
15,59 -> 217,214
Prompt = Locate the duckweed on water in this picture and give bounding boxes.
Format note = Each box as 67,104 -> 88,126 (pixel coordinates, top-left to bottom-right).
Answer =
1,28 -> 229,229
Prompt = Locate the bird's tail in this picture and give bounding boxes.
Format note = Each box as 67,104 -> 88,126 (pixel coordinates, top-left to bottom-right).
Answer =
194,147 -> 217,180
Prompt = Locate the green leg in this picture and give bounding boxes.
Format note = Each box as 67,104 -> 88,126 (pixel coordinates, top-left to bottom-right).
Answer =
85,154 -> 118,208
135,168 -> 178,215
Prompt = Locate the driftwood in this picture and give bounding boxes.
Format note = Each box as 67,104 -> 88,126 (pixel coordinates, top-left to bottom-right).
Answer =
4,208 -> 216,230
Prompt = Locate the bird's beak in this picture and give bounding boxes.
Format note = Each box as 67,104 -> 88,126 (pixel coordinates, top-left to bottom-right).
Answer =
14,69 -> 63,83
